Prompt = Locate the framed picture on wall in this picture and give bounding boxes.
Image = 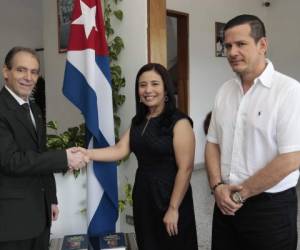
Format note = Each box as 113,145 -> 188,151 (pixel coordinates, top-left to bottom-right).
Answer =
57,0 -> 74,53
215,22 -> 226,57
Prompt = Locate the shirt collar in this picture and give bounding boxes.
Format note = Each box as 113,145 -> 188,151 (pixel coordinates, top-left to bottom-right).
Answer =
256,59 -> 274,88
4,85 -> 29,105
233,59 -> 275,89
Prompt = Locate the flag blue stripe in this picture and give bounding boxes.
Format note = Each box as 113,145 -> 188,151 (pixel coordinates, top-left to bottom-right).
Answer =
95,56 -> 112,87
63,60 -> 109,147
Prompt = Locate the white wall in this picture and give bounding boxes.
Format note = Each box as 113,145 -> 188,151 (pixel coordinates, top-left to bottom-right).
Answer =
0,0 -> 43,86
267,0 -> 300,81
42,0 -> 84,130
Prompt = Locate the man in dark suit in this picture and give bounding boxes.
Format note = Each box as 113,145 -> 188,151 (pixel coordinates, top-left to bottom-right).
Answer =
0,47 -> 86,250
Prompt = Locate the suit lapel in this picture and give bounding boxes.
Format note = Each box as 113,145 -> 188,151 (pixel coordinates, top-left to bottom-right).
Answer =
1,88 -> 38,144
15,105 -> 38,144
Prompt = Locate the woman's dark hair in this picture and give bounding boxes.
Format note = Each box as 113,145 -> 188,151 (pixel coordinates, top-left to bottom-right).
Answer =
132,63 -> 176,125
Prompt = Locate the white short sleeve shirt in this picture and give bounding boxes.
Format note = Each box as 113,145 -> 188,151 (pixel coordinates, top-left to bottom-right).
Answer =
207,60 -> 300,193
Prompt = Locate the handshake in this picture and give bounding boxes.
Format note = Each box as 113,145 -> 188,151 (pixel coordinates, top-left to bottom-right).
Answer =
66,147 -> 89,171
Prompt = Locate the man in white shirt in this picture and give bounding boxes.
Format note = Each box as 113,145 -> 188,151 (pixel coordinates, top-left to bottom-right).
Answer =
205,14 -> 300,250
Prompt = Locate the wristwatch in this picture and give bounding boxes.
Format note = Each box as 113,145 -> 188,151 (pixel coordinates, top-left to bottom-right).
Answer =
231,191 -> 244,204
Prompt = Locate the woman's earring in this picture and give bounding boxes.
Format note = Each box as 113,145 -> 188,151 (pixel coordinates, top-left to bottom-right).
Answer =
139,98 -> 142,103
164,95 -> 168,102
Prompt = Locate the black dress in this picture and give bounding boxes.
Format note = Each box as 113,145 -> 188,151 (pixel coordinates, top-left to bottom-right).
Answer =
130,110 -> 198,250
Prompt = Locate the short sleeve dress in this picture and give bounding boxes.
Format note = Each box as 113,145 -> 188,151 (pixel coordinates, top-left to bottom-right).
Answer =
130,110 -> 198,250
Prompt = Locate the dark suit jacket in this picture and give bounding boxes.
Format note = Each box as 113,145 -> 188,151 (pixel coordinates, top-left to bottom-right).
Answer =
0,87 -> 68,241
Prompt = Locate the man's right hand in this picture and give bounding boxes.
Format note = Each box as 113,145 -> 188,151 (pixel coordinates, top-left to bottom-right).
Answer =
214,184 -> 243,215
66,148 -> 87,170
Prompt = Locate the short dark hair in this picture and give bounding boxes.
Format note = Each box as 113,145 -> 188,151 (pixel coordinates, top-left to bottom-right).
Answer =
224,14 -> 266,42
4,46 -> 40,70
132,63 -> 176,125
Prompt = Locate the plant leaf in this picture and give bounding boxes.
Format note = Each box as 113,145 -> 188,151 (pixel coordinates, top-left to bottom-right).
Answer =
114,10 -> 123,21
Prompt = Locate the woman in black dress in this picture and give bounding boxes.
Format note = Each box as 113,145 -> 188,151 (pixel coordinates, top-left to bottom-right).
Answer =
78,63 -> 198,250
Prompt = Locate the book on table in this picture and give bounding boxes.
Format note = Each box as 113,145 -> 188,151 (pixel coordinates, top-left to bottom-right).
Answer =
99,233 -> 126,250
59,232 -> 132,250
61,234 -> 89,250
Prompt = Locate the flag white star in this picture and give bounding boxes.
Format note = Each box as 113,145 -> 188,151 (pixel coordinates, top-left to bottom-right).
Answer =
72,0 -> 98,39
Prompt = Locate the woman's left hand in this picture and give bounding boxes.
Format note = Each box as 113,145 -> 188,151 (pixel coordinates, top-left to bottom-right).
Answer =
163,206 -> 179,236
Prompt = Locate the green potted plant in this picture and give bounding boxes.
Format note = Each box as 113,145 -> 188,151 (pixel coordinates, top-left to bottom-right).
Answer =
46,121 -> 85,178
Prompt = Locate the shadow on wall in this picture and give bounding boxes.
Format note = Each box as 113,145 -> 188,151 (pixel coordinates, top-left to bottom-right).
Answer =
203,111 -> 212,136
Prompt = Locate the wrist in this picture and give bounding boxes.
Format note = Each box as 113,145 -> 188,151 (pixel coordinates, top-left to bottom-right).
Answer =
239,186 -> 250,201
211,181 -> 224,194
168,204 -> 178,211
87,150 -> 92,161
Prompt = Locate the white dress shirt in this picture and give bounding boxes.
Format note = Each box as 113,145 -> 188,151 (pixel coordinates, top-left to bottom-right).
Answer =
207,60 -> 300,193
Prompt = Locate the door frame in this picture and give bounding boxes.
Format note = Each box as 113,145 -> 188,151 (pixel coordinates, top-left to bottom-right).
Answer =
147,0 -> 189,114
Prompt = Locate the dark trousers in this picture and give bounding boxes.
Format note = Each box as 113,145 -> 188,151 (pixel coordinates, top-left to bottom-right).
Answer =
212,187 -> 298,250
0,226 -> 50,250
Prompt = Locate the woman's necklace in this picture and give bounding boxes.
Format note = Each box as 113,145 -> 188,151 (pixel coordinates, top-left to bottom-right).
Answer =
141,117 -> 151,136
141,110 -> 162,136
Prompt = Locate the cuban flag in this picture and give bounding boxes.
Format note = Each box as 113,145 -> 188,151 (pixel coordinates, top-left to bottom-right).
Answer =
62,0 -> 118,236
